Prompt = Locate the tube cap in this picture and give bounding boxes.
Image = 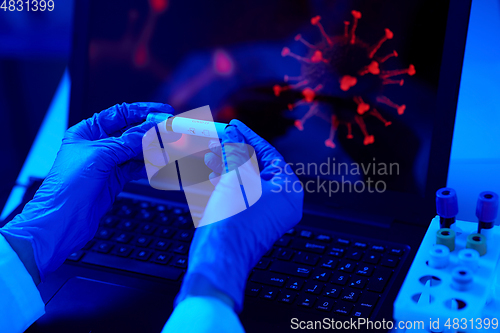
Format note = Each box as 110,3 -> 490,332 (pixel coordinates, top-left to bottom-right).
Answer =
436,188 -> 458,218
476,191 -> 499,223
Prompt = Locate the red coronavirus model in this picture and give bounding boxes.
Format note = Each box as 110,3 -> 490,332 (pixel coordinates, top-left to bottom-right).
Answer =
274,10 -> 415,148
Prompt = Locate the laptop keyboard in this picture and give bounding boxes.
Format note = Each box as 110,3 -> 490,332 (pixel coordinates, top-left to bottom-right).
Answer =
67,195 -> 408,320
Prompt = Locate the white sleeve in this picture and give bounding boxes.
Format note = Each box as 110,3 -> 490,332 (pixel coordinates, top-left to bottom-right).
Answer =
161,296 -> 245,333
0,235 -> 45,333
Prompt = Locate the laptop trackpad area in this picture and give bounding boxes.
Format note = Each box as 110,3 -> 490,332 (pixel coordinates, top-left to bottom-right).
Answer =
27,277 -> 173,333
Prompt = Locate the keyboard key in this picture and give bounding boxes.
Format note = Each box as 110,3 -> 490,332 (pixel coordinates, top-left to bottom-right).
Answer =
172,216 -> 193,229
297,295 -> 316,308
331,272 -> 350,286
96,229 -> 113,240
117,220 -> 138,231
304,281 -> 323,295
338,260 -> 357,272
101,216 -> 118,228
313,269 -> 331,282
155,213 -> 172,225
82,240 -> 95,250
138,223 -> 156,235
389,247 -> 404,256
81,252 -> 182,280
352,307 -> 373,318
366,268 -> 392,292
286,278 -> 304,290
370,245 -> 385,252
132,249 -> 152,261
315,234 -> 331,242
113,232 -> 133,244
358,291 -> 380,309
316,297 -> 334,311
155,204 -> 168,212
67,251 -> 85,261
255,258 -> 271,270
363,252 -> 381,264
153,239 -> 171,251
348,276 -> 368,289
381,255 -> 399,268
353,242 -> 368,249
294,252 -> 319,265
299,230 -> 313,238
138,201 -> 152,209
285,228 -> 295,236
333,301 -> 353,316
117,205 -> 134,218
112,245 -> 133,257
153,252 -> 171,264
278,291 -> 297,304
136,209 -> 155,221
171,256 -> 188,268
355,264 -> 375,277
134,236 -> 152,247
172,207 -> 187,215
251,271 -> 287,287
155,227 -> 176,239
319,258 -> 338,270
172,243 -> 189,254
328,247 -> 345,258
335,238 -> 350,246
273,248 -> 293,261
93,242 -> 113,254
275,236 -> 291,247
270,261 -> 311,278
174,230 -> 193,242
245,282 -> 261,297
323,284 -> 342,298
291,240 -> 326,254
341,288 -> 361,302
260,286 -> 279,300
345,249 -> 363,261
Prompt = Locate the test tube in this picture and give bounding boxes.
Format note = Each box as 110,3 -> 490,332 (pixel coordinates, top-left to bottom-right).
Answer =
428,244 -> 450,269
436,228 -> 456,252
476,191 -> 499,238
436,188 -> 459,230
146,112 -> 229,139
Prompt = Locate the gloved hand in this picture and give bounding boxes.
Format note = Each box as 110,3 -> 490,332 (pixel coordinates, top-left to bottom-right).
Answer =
175,120 -> 304,312
0,102 -> 173,281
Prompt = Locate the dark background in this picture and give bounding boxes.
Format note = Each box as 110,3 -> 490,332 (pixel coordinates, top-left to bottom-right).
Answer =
0,1 -> 74,210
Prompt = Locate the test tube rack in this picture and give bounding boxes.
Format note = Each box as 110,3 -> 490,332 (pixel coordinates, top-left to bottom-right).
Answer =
394,190 -> 500,332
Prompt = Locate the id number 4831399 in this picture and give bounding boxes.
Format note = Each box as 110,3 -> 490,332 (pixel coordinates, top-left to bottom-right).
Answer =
1,0 -> 54,11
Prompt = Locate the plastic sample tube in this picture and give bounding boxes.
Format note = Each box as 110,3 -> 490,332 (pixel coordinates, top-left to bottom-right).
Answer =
146,112 -> 229,139
436,228 -> 456,252
476,191 -> 499,237
466,233 -> 487,256
451,267 -> 473,291
428,244 -> 450,269
436,188 -> 459,229
458,248 -> 480,271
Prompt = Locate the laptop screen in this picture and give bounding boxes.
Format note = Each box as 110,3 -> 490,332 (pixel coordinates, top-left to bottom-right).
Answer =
77,0 -> 468,223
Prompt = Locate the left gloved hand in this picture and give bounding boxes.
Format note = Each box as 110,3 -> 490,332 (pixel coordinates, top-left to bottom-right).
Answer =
0,102 -> 173,281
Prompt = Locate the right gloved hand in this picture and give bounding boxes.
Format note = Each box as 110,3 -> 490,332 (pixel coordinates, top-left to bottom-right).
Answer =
175,119 -> 304,312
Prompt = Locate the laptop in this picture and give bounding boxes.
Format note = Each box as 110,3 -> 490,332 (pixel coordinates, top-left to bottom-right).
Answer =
25,0 -> 471,332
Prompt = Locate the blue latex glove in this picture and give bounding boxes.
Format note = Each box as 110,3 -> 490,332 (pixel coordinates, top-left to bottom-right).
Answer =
175,120 -> 304,312
0,102 -> 173,281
